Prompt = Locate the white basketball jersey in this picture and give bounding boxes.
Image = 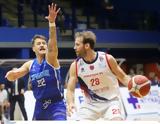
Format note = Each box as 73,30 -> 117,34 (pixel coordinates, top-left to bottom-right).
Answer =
76,52 -> 120,101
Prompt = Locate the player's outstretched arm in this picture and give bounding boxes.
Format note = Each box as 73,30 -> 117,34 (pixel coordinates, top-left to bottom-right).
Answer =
5,60 -> 31,81
66,61 -> 78,117
45,3 -> 60,68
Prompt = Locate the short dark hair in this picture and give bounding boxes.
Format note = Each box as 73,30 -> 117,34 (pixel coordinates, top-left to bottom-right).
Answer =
75,31 -> 96,49
31,34 -> 47,46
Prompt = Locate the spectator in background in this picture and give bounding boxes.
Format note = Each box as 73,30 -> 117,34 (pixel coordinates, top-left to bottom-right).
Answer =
27,76 -> 32,91
149,72 -> 155,86
7,67 -> 28,120
154,75 -> 160,86
128,68 -> 136,77
149,72 -> 159,86
0,83 -> 10,121
64,13 -> 72,29
103,0 -> 114,10
56,11 -> 65,33
158,77 -> 160,87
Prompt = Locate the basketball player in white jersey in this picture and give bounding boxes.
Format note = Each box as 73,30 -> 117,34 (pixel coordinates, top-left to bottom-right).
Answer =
66,31 -> 131,120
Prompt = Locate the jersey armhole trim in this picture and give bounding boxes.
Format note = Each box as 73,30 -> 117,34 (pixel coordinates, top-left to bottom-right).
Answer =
105,53 -> 113,73
75,60 -> 78,77
29,60 -> 34,71
105,53 -> 118,76
46,60 -> 60,70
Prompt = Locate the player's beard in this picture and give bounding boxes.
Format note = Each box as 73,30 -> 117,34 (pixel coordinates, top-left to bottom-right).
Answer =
77,50 -> 86,58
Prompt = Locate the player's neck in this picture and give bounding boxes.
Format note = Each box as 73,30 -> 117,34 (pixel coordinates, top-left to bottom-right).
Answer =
36,55 -> 44,64
84,51 -> 96,62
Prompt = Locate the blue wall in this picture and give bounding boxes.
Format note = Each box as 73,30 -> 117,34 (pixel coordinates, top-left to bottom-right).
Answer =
0,27 -> 159,45
0,27 -> 49,42
87,29 -> 160,44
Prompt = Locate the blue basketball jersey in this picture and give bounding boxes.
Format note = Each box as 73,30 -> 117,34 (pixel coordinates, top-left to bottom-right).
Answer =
29,59 -> 64,101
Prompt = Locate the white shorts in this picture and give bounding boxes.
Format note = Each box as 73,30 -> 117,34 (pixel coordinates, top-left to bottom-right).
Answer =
76,97 -> 125,120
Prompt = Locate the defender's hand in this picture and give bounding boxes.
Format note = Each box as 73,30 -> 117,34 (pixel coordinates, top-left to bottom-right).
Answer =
45,3 -> 60,23
5,70 -> 16,81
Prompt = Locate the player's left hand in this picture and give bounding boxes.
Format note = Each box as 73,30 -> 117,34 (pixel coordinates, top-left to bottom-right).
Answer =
45,3 -> 60,23
5,70 -> 16,81
67,103 -> 77,117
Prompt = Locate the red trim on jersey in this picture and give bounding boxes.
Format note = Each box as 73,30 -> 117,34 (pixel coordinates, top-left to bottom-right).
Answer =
75,60 -> 78,77
105,53 -> 121,84
105,53 -> 112,71
105,53 -> 117,75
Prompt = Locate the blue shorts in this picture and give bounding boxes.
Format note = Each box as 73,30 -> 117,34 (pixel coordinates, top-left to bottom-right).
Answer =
33,99 -> 66,120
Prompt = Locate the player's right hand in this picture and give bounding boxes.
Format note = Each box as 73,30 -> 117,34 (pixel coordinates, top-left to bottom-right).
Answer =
67,103 -> 77,117
45,3 -> 60,23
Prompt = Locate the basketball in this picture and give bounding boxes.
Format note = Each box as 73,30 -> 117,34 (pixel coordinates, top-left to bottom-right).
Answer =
128,75 -> 151,98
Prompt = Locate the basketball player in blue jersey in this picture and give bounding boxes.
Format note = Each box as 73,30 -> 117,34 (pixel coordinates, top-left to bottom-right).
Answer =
66,31 -> 132,120
5,3 -> 66,120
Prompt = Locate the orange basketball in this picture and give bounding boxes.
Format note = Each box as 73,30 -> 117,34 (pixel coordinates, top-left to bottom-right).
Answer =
128,75 -> 151,98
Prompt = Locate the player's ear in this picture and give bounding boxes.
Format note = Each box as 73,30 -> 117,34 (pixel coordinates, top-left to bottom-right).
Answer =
85,43 -> 90,49
32,46 -> 36,52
